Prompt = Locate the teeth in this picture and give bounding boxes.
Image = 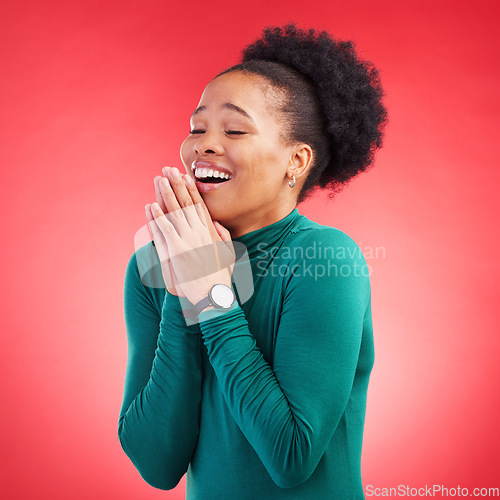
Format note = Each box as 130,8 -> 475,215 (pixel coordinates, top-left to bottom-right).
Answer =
193,167 -> 232,180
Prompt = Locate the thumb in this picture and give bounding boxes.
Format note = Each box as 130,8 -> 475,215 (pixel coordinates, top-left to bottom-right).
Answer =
213,220 -> 235,258
213,220 -> 232,242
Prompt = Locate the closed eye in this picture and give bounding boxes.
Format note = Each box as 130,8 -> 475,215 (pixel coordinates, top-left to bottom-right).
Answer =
190,130 -> 246,135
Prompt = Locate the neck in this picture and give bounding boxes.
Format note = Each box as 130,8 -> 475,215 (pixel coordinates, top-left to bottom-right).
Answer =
225,201 -> 297,238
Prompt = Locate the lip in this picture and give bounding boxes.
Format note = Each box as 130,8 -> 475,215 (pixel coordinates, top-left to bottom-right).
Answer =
194,179 -> 230,192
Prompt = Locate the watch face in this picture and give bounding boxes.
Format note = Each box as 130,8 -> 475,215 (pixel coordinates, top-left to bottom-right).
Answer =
210,284 -> 235,308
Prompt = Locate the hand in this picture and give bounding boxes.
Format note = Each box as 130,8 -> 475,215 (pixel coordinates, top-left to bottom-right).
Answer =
148,173 -> 183,296
145,166 -> 235,306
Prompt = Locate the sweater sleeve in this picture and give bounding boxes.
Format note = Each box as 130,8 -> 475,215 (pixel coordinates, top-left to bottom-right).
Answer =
118,246 -> 202,490
197,228 -> 371,489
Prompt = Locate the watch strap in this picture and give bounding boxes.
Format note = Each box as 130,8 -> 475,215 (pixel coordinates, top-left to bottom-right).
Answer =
181,284 -> 235,321
192,295 -> 213,316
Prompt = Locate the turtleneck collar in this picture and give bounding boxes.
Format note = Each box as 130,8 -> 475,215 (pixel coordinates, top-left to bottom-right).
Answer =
231,208 -> 303,260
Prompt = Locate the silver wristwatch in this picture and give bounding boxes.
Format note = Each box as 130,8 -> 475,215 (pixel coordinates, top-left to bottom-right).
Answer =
192,284 -> 236,316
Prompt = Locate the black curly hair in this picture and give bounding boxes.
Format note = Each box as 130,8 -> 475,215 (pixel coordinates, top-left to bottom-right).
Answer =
217,23 -> 388,204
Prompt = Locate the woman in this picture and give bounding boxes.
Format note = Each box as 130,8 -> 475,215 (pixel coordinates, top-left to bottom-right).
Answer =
118,24 -> 387,499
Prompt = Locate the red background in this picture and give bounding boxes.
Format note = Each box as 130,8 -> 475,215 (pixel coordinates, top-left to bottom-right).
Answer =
1,0 -> 499,498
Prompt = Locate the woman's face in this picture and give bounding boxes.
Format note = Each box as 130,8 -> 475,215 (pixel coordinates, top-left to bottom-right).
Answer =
180,71 -> 300,237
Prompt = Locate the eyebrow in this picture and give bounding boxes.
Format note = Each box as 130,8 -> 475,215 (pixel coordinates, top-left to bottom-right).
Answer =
191,103 -> 255,124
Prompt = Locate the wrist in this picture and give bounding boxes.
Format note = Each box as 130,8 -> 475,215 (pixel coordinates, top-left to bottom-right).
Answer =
192,283 -> 235,316
199,305 -> 216,312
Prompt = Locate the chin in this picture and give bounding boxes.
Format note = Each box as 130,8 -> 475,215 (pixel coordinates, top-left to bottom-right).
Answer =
202,196 -> 230,223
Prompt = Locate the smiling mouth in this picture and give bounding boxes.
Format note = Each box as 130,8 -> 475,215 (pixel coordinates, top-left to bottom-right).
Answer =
192,164 -> 233,184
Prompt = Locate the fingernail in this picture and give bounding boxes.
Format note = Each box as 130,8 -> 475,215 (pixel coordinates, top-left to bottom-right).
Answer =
171,167 -> 180,178
162,177 -> 169,186
184,174 -> 193,184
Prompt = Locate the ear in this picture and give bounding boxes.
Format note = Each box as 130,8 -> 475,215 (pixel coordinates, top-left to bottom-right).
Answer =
288,143 -> 313,179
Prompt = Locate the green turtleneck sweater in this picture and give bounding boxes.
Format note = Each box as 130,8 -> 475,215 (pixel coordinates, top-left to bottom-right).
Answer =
118,208 -> 374,499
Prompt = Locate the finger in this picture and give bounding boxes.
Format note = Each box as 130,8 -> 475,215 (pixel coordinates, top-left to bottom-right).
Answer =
158,169 -> 182,213
146,204 -> 187,295
182,173 -> 219,239
183,173 -> 207,224
146,204 -> 175,289
213,220 -> 232,243
145,204 -> 154,241
166,167 -> 201,229
150,202 -> 179,242
214,221 -> 236,268
154,176 -> 168,213
159,168 -> 194,235
146,203 -> 170,252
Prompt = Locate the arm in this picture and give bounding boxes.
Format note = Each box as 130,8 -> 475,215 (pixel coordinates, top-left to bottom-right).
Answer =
198,228 -> 371,488
118,245 -> 202,490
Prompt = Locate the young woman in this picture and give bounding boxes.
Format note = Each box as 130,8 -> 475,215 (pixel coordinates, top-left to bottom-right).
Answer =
119,24 -> 387,499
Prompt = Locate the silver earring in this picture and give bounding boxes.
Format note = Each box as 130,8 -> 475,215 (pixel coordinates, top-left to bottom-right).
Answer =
288,175 -> 296,188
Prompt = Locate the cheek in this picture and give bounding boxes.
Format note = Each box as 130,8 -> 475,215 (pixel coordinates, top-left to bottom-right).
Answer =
250,146 -> 288,180
239,140 -> 278,168
179,137 -> 192,168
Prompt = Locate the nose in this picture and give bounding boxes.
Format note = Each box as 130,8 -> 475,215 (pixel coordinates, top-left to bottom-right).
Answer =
194,132 -> 224,156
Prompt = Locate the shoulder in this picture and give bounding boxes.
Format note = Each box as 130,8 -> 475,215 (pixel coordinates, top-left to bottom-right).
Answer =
281,216 -> 371,303
285,215 -> 367,267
